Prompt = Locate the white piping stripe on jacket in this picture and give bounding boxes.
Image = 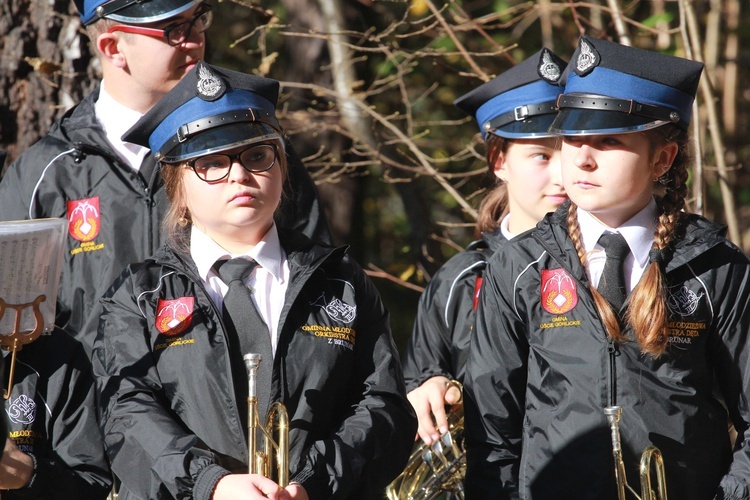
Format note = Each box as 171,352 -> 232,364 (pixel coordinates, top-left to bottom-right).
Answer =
136,271 -> 176,318
444,261 -> 487,328
29,148 -> 77,219
513,251 -> 547,320
16,359 -> 53,417
685,262 -> 714,323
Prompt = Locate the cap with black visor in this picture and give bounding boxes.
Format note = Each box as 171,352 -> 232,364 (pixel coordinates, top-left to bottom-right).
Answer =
75,0 -> 203,25
549,36 -> 704,136
454,48 -> 567,140
123,61 -> 284,180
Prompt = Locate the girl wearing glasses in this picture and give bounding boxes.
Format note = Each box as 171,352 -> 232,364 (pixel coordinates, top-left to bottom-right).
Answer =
92,62 -> 415,500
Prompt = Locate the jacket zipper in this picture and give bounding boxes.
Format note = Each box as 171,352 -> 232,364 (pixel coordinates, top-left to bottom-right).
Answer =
532,233 -> 618,408
154,244 -> 345,462
607,338 -> 618,407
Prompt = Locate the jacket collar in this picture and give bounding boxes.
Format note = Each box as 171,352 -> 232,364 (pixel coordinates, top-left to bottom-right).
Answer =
152,227 -> 347,279
54,89 -> 107,144
472,228 -> 508,255
537,201 -> 729,275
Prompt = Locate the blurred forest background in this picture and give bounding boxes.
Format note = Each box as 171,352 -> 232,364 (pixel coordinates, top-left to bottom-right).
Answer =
1,0 -> 748,349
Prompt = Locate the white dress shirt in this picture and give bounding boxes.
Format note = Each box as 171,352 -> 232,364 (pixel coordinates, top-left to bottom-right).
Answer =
94,82 -> 150,171
499,213 -> 517,241
578,198 -> 658,294
190,224 -> 290,355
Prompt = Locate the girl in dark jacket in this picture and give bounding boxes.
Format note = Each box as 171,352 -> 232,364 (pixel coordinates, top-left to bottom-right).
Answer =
402,48 -> 568,445
465,36 -> 750,499
93,62 -> 415,500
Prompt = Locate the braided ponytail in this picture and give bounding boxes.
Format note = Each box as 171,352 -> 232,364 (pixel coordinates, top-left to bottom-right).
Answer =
626,125 -> 689,356
567,203 -> 628,344
567,125 -> 689,356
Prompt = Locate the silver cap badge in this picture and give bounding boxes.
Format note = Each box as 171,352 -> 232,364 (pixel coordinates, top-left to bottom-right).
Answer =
538,49 -> 562,83
196,62 -> 225,101
575,39 -> 599,76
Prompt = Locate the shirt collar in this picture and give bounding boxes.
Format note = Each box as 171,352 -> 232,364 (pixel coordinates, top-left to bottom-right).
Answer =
578,198 -> 658,269
190,224 -> 285,282
499,213 -> 516,241
95,81 -> 145,148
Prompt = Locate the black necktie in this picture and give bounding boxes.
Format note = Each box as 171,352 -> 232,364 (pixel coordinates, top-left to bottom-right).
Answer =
215,258 -> 273,420
597,233 -> 630,311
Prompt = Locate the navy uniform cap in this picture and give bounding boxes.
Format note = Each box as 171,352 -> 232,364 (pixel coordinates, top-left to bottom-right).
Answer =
549,36 -> 704,135
454,48 -> 566,139
123,62 -> 282,163
74,0 -> 201,26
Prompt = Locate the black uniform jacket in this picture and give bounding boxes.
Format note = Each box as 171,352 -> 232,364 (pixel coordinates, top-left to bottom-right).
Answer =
3,330 -> 111,499
464,207 -> 750,500
0,89 -> 330,355
402,230 -> 506,391
93,229 -> 416,500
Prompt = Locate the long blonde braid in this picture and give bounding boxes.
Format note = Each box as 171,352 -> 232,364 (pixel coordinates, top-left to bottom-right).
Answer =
567,125 -> 689,356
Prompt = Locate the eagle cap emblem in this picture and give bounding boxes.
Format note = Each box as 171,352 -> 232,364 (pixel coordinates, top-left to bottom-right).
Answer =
574,39 -> 600,77
538,49 -> 562,83
196,62 -> 226,101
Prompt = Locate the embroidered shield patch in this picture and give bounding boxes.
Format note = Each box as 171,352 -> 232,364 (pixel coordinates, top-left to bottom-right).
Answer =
541,268 -> 578,314
156,297 -> 195,336
67,196 -> 100,242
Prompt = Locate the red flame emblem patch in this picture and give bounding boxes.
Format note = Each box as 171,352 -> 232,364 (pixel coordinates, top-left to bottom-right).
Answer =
67,196 -> 100,242
155,297 -> 194,336
541,268 -> 578,314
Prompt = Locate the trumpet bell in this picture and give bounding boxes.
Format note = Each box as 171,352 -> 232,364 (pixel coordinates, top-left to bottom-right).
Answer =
386,404 -> 465,500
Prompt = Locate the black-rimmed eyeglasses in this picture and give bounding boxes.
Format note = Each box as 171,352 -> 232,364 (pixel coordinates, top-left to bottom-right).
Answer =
107,4 -> 214,46
186,144 -> 278,183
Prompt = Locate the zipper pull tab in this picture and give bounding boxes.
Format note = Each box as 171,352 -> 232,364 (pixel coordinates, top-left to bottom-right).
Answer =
608,338 -> 619,355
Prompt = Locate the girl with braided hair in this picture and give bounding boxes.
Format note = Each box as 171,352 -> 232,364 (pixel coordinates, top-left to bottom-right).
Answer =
564,123 -> 690,358
464,36 -> 750,499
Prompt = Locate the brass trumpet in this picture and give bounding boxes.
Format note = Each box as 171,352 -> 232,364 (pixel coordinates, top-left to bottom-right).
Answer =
244,353 -> 289,487
604,406 -> 668,500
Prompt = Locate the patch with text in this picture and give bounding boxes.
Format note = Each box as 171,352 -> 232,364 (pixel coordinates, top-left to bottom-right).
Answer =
666,285 -> 707,348
302,324 -> 356,350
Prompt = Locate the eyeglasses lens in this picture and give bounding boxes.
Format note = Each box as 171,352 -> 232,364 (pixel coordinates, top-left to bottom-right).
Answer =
192,145 -> 276,182
166,9 -> 214,45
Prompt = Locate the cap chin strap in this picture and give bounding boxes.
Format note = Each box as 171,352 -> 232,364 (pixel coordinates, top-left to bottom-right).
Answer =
483,100 -> 558,134
155,108 -> 281,161
556,94 -> 683,128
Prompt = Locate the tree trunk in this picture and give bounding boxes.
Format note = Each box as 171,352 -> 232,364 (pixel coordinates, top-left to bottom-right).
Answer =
0,0 -> 97,171
276,0 -> 358,247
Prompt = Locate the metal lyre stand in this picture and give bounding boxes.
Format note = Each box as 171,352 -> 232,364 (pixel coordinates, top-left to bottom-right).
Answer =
0,295 -> 46,399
